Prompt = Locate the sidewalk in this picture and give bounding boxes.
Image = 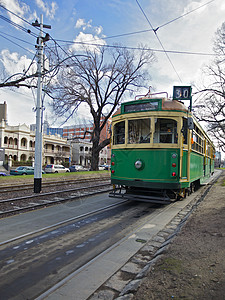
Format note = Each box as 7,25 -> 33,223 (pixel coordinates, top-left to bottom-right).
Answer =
36,171 -> 222,300
133,170 -> 225,300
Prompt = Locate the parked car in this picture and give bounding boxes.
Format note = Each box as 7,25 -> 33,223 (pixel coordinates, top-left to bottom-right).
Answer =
69,165 -> 86,172
75,165 -> 84,171
44,164 -> 70,173
10,166 -> 44,175
103,165 -> 111,170
69,165 -> 78,172
98,165 -> 106,171
0,172 -> 7,176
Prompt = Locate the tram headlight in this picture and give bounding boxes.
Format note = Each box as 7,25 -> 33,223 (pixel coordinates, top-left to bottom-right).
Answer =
135,160 -> 143,170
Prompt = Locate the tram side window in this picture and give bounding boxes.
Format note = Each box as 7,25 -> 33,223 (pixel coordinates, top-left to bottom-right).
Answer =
207,144 -> 211,157
113,121 -> 125,145
192,125 -> 204,153
154,118 -> 178,144
128,118 -> 151,144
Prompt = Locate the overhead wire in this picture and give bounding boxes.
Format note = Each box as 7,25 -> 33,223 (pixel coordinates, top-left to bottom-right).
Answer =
0,4 -> 39,36
52,40 -> 216,57
53,0 -> 217,53
0,5 -> 76,66
159,0 -> 217,29
0,14 -> 37,38
0,32 -> 34,54
136,0 -> 182,82
0,29 -> 34,46
0,0 -> 219,88
0,1 -> 218,60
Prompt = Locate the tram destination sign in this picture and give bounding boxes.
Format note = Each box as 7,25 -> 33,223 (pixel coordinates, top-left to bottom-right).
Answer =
173,86 -> 192,101
124,101 -> 159,113
173,85 -> 192,111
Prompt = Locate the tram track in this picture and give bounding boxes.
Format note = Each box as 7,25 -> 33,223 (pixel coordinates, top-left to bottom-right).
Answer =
0,180 -> 111,218
0,174 -> 110,194
0,199 -> 158,300
0,199 -> 129,246
0,172 -> 219,300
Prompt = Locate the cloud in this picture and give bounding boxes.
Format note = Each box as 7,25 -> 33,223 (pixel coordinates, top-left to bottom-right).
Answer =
69,32 -> 106,53
0,49 -> 35,76
0,0 -> 57,25
129,0 -> 225,94
35,0 -> 58,19
0,88 -> 36,125
75,18 -> 86,29
75,18 -> 103,35
0,0 -> 29,24
0,50 -> 37,126
71,19 -> 106,52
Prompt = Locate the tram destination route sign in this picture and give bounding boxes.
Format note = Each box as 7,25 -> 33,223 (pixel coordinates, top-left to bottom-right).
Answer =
173,86 -> 192,111
123,101 -> 159,113
173,86 -> 192,101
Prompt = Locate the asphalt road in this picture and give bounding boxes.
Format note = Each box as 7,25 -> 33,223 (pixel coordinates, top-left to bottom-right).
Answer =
0,196 -> 158,299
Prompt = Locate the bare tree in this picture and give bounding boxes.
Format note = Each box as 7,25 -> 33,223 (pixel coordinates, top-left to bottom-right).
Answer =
47,45 -> 155,170
194,22 -> 225,152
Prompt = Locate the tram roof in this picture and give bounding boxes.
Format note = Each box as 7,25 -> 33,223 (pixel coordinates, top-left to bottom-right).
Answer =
113,97 -> 188,117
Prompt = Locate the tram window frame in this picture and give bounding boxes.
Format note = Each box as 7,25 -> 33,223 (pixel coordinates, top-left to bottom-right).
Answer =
128,118 -> 151,144
182,118 -> 188,144
113,121 -> 125,145
153,118 -> 178,144
191,125 -> 204,154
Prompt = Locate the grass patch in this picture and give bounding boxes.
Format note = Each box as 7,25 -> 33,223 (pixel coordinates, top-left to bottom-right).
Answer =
0,170 -> 110,184
159,257 -> 183,274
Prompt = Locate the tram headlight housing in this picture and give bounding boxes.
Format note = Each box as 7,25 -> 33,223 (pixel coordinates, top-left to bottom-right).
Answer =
135,159 -> 144,170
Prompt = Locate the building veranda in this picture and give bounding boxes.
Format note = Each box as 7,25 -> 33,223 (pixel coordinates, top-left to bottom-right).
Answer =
0,102 -> 71,169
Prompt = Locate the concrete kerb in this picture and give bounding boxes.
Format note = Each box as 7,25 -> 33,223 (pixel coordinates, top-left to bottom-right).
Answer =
89,171 -> 222,300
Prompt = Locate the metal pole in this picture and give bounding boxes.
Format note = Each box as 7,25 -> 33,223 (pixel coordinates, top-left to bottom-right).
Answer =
34,14 -> 44,193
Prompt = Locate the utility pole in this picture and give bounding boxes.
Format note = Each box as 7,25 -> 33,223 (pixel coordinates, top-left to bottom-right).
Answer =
32,15 -> 51,193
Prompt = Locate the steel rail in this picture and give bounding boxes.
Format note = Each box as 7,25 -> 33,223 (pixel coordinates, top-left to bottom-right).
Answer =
0,175 -> 110,193
0,182 -> 112,217
0,199 -> 129,246
0,181 -> 110,204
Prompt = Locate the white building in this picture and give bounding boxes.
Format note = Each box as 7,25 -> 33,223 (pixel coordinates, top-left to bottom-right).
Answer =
70,139 -> 110,167
0,102 -> 71,167
71,139 -> 92,166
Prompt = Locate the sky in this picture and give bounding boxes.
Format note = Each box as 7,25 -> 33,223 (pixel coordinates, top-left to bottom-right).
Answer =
0,0 -> 224,128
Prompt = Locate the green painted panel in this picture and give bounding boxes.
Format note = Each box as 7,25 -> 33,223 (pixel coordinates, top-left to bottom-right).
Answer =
190,152 -> 204,181
111,148 -> 179,183
181,151 -> 188,179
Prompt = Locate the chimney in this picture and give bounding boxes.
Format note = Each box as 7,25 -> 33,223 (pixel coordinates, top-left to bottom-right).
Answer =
0,101 -> 7,123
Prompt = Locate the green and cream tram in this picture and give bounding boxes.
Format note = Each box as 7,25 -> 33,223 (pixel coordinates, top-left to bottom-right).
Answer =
110,86 -> 215,203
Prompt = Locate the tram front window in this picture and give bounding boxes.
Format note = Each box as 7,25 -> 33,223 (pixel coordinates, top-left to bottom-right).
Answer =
128,118 -> 151,144
154,118 -> 177,144
113,121 -> 125,145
